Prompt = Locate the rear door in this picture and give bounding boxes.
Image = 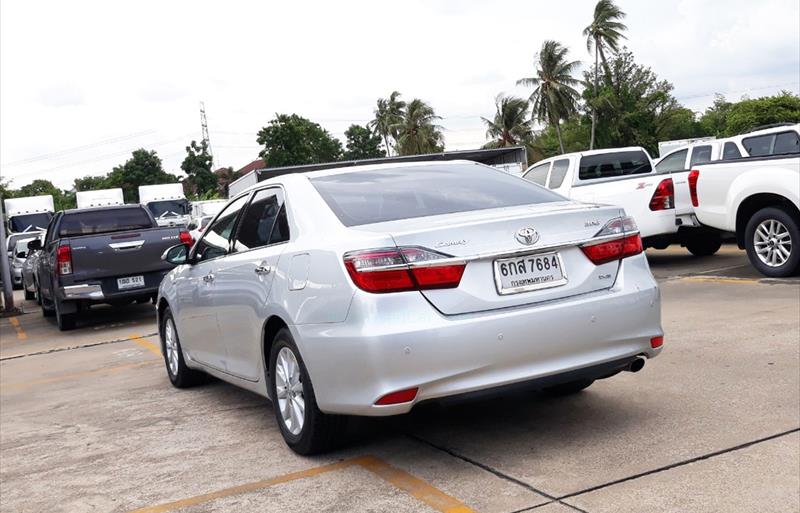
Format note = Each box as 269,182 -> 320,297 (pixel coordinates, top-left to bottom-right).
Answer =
214,187 -> 289,381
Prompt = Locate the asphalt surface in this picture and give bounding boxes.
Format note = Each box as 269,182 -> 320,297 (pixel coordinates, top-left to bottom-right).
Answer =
1,244 -> 798,513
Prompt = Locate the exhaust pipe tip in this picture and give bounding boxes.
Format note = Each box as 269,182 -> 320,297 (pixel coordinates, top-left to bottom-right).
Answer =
626,357 -> 646,373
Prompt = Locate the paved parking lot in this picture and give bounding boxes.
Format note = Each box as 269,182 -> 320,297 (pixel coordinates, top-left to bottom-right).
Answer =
1,245 -> 798,513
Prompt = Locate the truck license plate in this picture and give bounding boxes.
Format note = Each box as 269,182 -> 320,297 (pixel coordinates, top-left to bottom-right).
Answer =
117,275 -> 145,290
493,252 -> 567,295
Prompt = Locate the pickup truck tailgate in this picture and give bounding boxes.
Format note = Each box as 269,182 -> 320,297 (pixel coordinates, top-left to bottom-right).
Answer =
68,229 -> 180,280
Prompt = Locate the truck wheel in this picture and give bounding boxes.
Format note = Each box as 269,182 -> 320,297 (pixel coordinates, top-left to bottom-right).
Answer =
745,207 -> 800,278
55,300 -> 77,331
160,308 -> 205,388
40,289 -> 55,317
269,328 -> 342,455
685,235 -> 722,257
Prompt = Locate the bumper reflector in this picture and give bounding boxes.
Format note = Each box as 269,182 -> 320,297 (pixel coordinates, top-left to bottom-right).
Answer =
375,387 -> 418,405
650,336 -> 664,349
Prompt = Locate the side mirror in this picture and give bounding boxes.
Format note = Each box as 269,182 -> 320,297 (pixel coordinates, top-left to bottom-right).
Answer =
27,239 -> 42,251
16,251 -> 27,259
161,243 -> 191,265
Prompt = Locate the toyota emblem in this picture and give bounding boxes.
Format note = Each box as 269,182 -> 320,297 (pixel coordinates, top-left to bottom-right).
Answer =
515,227 -> 539,246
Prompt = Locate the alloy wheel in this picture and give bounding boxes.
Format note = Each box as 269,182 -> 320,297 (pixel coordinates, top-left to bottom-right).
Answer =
275,347 -> 305,435
164,319 -> 180,377
754,219 -> 792,267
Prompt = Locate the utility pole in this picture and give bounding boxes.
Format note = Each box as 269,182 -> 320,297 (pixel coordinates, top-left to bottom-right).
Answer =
200,101 -> 213,168
0,201 -> 16,313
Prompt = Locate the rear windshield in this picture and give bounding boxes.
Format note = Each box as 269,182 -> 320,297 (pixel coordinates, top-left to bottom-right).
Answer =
579,150 -> 652,180
310,164 -> 563,227
147,199 -> 189,219
59,208 -> 153,237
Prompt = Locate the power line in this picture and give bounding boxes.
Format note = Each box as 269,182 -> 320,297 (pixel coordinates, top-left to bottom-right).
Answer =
676,81 -> 799,101
1,130 -> 157,167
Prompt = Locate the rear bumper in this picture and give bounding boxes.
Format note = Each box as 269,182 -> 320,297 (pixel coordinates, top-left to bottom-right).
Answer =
58,269 -> 169,302
294,253 -> 662,416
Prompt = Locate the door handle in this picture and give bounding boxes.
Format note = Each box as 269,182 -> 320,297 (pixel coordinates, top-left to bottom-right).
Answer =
254,265 -> 271,275
202,273 -> 215,283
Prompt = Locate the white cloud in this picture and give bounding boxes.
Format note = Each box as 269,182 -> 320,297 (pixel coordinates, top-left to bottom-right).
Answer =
1,0 -> 798,189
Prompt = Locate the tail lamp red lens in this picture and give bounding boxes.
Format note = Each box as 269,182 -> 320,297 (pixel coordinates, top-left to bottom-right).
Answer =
688,170 -> 700,207
344,247 -> 465,293
649,178 -> 675,211
375,387 -> 418,405
179,231 -> 193,245
580,216 -> 643,265
650,335 -> 664,349
56,244 -> 73,275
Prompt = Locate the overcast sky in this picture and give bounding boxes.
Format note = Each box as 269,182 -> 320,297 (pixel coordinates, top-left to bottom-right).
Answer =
1,0 -> 798,189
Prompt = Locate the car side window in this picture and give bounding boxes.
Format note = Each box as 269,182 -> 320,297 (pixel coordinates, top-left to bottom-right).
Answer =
773,131 -> 800,155
547,159 -> 569,189
232,188 -> 288,253
193,195 -> 248,263
742,134 -> 773,156
689,145 -> 712,167
655,149 -> 687,173
523,162 -> 550,186
722,142 -> 742,160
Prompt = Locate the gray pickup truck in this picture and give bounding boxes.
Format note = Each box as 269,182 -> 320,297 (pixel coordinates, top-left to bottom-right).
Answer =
31,204 -> 191,330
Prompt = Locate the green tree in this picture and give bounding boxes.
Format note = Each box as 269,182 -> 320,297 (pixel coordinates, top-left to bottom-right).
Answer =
722,91 -> 800,135
180,140 -> 217,197
73,175 -> 109,192
214,167 -> 239,197
106,149 -> 178,203
527,117 -> 591,161
342,124 -> 386,160
392,99 -> 444,155
517,40 -> 581,153
583,0 -> 627,149
17,179 -> 74,211
257,114 -> 343,167
698,94 -> 733,137
368,91 -> 406,156
482,95 -> 532,148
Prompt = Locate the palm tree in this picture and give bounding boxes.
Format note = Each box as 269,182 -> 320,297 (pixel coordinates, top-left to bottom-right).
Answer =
517,40 -> 581,154
482,94 -> 532,148
368,91 -> 406,156
392,99 -> 444,156
583,0 -> 627,149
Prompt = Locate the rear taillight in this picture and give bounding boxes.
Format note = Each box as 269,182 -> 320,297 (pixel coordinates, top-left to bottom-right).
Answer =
375,387 -> 418,405
688,170 -> 699,207
344,247 -> 466,293
56,244 -> 72,275
179,231 -> 193,245
649,178 -> 674,211
580,216 -> 643,265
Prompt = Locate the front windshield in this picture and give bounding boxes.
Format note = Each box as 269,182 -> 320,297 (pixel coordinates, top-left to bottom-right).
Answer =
147,200 -> 189,219
9,213 -> 52,233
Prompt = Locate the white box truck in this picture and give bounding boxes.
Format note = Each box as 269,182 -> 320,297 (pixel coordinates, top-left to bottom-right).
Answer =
4,195 -> 55,233
75,188 -> 124,209
138,183 -> 191,227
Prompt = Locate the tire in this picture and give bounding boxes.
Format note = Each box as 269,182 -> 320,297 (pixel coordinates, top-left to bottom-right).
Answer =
543,378 -> 595,396
24,288 -> 35,301
268,328 -> 341,455
745,206 -> 800,278
55,299 -> 77,331
41,288 -> 55,318
685,236 -> 722,257
160,308 -> 205,388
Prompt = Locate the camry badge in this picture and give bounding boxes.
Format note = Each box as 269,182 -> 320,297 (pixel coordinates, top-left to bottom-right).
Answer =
515,227 -> 539,246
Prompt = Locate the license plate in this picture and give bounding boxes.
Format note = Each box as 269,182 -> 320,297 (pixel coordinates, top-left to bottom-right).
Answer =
117,275 -> 145,290
493,252 -> 567,295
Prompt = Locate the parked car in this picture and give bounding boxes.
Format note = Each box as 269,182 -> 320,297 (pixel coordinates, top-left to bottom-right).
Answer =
10,237 -> 38,290
691,126 -> 800,277
32,204 -> 192,330
157,161 -> 664,454
522,147 -> 721,256
22,235 -> 45,301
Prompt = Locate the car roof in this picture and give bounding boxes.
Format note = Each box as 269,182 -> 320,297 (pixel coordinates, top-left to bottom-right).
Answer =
62,204 -> 143,215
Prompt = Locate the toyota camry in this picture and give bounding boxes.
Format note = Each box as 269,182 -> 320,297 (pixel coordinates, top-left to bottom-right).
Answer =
157,161 -> 663,454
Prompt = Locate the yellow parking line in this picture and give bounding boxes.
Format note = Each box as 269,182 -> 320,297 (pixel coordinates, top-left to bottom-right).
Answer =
126,455 -> 476,513
8,317 -> 27,340
130,334 -> 161,357
682,276 -> 761,285
0,360 -> 158,393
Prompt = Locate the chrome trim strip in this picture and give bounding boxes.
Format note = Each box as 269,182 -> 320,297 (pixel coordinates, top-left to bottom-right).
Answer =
62,284 -> 104,300
109,240 -> 145,250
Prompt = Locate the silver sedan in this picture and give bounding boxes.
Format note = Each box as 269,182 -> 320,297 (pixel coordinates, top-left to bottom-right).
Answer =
157,161 -> 663,454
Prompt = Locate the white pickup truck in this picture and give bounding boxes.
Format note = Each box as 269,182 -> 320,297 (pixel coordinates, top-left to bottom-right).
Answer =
691,127 -> 800,277
523,147 -> 721,256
